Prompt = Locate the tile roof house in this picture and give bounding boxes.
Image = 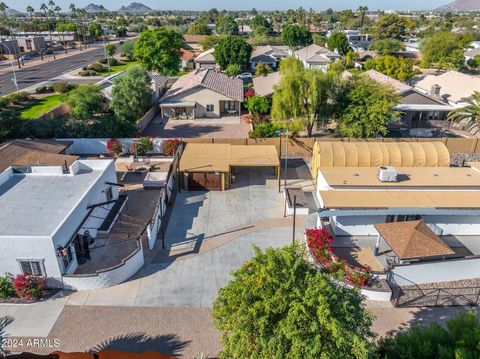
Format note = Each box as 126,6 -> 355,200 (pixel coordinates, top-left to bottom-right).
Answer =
293,44 -> 343,71
364,70 -> 452,130
252,71 -> 281,97
160,68 -> 244,119
250,45 -> 289,70
183,35 -> 208,51
181,48 -> 196,70
193,48 -> 218,70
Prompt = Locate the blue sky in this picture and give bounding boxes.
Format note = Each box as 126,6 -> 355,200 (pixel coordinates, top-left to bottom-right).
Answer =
6,0 -> 446,12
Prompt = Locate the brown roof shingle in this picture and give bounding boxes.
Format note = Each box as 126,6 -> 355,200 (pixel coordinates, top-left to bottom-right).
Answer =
374,220 -> 455,259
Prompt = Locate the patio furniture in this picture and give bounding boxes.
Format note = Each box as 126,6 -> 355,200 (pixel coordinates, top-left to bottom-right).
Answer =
227,109 -> 237,116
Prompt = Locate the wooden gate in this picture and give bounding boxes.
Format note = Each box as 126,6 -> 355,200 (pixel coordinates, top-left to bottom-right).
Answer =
188,172 -> 221,191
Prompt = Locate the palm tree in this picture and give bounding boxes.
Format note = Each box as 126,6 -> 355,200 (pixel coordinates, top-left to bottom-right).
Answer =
357,6 -> 369,28
69,3 -> 82,51
0,316 -> 14,356
0,2 -> 21,68
52,4 -> 68,54
447,91 -> 480,128
0,2 -> 8,62
26,5 -> 43,60
41,2 -> 56,59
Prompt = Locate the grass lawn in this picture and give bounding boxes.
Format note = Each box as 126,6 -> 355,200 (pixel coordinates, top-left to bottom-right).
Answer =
20,94 -> 64,120
99,60 -> 138,76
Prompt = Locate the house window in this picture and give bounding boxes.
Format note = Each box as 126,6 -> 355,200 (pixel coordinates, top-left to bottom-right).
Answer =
106,186 -> 113,202
206,104 -> 214,112
62,246 -> 73,270
224,101 -> 236,111
19,260 -> 44,276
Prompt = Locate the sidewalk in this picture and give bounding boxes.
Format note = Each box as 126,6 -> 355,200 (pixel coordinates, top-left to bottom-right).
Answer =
0,46 -> 102,76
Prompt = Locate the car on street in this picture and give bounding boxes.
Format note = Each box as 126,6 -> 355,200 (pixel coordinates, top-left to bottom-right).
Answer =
237,72 -> 253,80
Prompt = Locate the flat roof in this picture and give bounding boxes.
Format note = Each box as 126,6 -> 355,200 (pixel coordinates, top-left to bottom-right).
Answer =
0,160 -> 111,237
319,166 -> 480,188
319,190 -> 480,209
179,143 -> 279,172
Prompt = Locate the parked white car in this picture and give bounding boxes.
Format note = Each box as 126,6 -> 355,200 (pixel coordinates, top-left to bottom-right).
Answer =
237,72 -> 253,80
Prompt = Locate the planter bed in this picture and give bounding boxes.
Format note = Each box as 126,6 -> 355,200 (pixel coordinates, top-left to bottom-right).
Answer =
0,289 -> 60,304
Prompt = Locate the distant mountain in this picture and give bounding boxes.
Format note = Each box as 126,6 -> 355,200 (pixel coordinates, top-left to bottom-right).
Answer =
5,9 -> 23,16
83,4 -> 110,13
117,2 -> 153,13
436,0 -> 480,11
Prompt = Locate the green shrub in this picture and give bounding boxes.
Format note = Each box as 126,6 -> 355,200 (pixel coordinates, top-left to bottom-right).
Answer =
108,58 -> 118,66
35,86 -> 48,94
98,57 -> 108,64
7,92 -> 31,104
52,81 -> 70,94
78,70 -> 97,77
249,122 -> 278,138
0,96 -> 11,108
0,276 -> 15,298
88,63 -> 104,72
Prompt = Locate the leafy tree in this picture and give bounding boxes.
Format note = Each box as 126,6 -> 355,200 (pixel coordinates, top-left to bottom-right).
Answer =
336,75 -> 401,138
245,95 -> 270,119
420,31 -> 465,70
377,311 -> 480,359
255,61 -> 273,77
133,27 -> 184,76
281,24 -> 313,47
65,85 -> 105,121
345,50 -> 359,68
105,44 -> 116,57
120,40 -> 136,59
226,63 -> 242,76
369,39 -> 405,54
364,55 -> 420,81
110,65 -> 153,122
88,23 -> 103,38
448,91 -> 480,126
216,15 -> 238,35
212,243 -> 374,359
186,20 -> 211,35
272,57 -> 341,137
312,33 -> 327,47
200,35 -> 225,50
214,36 -> 253,70
250,15 -> 270,31
371,14 -> 406,40
327,32 -> 350,55
467,55 -> 480,69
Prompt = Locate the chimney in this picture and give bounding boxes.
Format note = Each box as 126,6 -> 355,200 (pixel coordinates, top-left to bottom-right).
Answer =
431,84 -> 441,98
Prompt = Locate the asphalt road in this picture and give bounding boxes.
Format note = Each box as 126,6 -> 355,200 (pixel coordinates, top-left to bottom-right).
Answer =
0,46 -> 105,95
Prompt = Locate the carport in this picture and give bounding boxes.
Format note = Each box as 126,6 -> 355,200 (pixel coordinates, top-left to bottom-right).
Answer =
179,143 -> 280,191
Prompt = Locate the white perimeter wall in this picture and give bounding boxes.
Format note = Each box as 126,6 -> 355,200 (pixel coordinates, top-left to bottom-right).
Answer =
60,138 -> 165,155
423,215 -> 480,235
332,215 -> 386,236
391,257 -> 480,286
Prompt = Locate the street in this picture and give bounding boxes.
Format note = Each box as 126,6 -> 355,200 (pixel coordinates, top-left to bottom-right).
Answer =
0,46 -> 106,95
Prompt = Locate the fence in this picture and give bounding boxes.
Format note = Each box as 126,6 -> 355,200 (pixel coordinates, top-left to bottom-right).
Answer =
137,104 -> 159,133
60,138 -> 165,155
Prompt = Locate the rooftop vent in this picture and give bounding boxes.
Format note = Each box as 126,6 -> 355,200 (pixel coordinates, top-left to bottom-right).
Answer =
377,166 -> 398,182
431,84 -> 441,98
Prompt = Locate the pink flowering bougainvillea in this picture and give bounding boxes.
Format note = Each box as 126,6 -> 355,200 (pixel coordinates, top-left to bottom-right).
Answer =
162,137 -> 181,156
306,228 -> 372,287
12,274 -> 45,302
106,138 -> 123,157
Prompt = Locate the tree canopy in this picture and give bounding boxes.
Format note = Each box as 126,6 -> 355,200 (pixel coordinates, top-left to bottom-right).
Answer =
133,27 -> 184,76
364,55 -> 420,81
371,14 -> 406,40
369,39 -> 405,54
186,20 -> 211,35
327,32 -> 350,55
214,36 -> 253,70
281,24 -> 313,47
216,15 -> 238,35
65,85 -> 105,121
212,243 -> 374,359
250,15 -> 270,31
110,65 -> 153,122
272,57 -> 341,137
336,75 -> 401,138
420,31 -> 465,70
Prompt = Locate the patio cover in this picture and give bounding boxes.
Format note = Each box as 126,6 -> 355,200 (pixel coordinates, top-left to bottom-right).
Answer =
374,220 -> 455,260
160,101 -> 196,107
179,143 -> 279,172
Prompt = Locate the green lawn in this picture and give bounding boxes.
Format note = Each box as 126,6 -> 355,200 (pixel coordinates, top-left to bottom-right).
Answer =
20,94 -> 64,120
99,60 -> 138,76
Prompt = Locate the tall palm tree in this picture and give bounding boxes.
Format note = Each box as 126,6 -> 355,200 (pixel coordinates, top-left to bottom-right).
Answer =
357,6 -> 369,29
53,4 -> 67,54
0,2 -> 21,68
0,2 -> 7,62
26,6 -> 43,60
447,91 -> 480,128
69,3 -> 82,51
40,2 -> 55,59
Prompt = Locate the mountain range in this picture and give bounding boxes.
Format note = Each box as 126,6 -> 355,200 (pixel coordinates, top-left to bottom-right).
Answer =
436,0 -> 480,11
117,2 -> 153,13
83,4 -> 110,13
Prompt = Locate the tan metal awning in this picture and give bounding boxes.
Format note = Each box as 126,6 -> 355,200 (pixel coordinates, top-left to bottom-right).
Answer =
374,220 -> 454,259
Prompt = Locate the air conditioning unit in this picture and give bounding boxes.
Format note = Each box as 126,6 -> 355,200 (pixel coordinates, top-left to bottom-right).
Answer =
377,166 -> 398,182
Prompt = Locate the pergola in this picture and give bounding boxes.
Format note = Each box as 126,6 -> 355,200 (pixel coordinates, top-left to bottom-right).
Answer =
374,220 -> 455,262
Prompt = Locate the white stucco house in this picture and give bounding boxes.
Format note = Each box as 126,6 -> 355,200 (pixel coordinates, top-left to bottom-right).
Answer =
0,159 -> 119,288
291,44 -> 343,71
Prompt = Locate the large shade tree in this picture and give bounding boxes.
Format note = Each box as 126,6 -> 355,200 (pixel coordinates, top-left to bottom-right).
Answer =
133,27 -> 184,76
420,31 -> 465,70
214,36 -> 253,70
371,14 -> 406,40
271,57 -> 340,137
336,75 -> 401,138
212,243 -> 375,359
110,65 -> 153,122
281,24 -> 313,47
327,32 -> 349,55
65,85 -> 105,121
216,15 -> 238,35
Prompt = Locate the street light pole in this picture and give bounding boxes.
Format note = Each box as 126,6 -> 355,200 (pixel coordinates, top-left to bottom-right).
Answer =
0,43 -> 19,93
